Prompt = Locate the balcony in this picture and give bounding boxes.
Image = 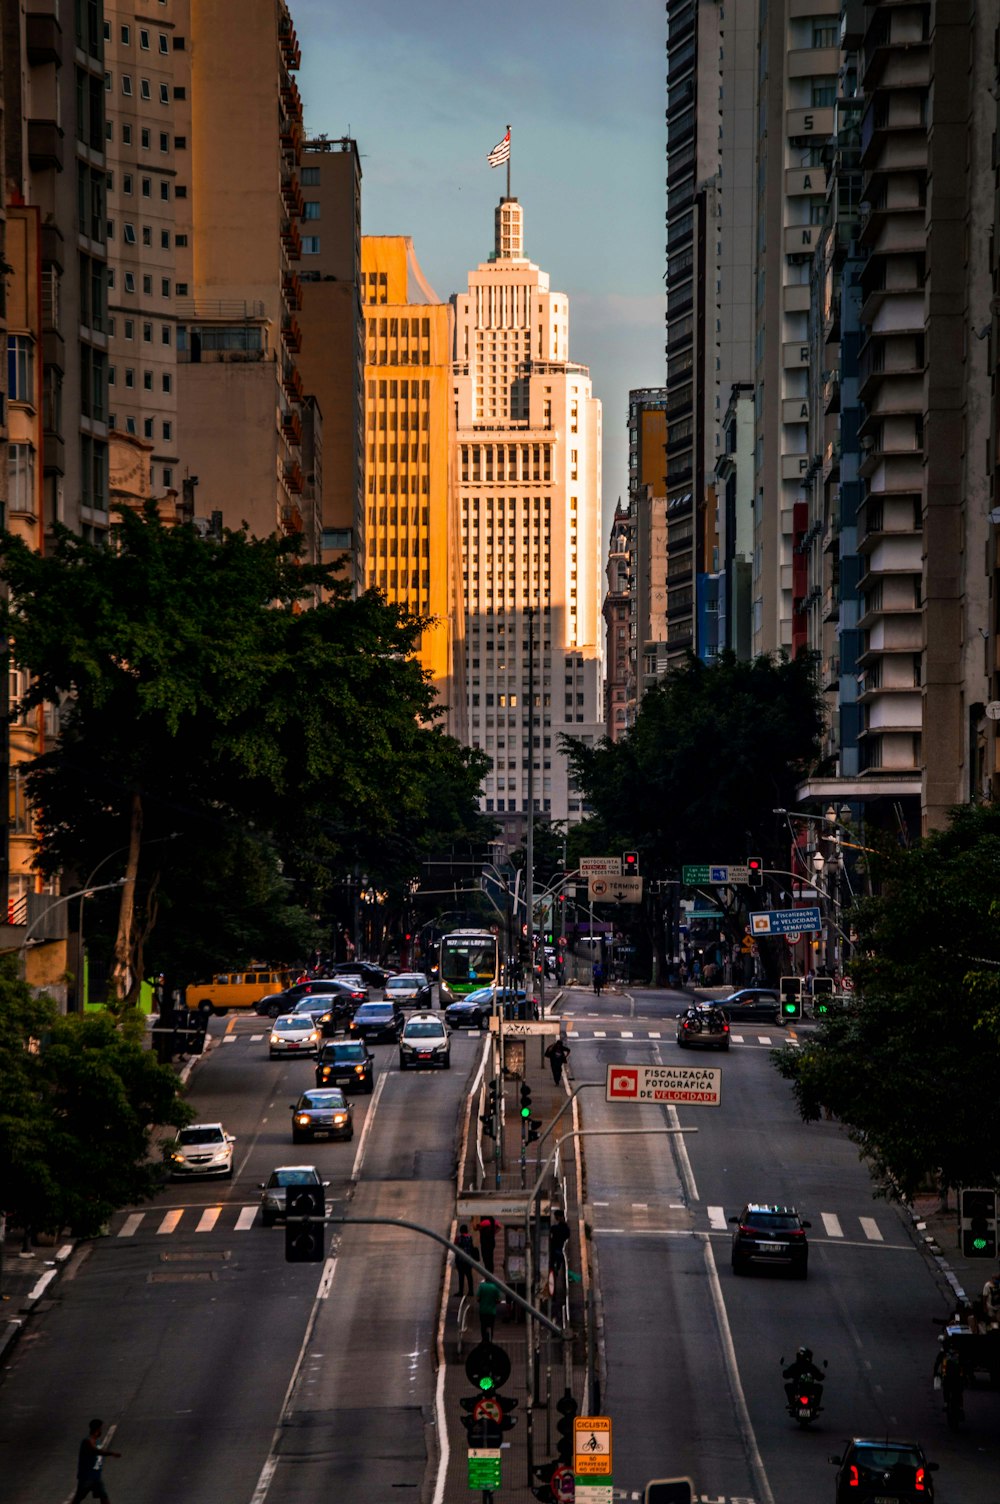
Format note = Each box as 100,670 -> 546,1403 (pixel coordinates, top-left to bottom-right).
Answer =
281,315 -> 302,352
27,119 -> 63,171
282,271 -> 303,311
280,219 -> 302,260
281,503 -> 304,534
281,172 -> 303,217
282,364 -> 304,402
278,16 -> 302,69
26,11 -> 62,65
283,460 -> 304,495
281,408 -> 303,446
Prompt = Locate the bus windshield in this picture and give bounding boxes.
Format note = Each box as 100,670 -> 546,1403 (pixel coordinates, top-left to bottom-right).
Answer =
439,932 -> 498,1002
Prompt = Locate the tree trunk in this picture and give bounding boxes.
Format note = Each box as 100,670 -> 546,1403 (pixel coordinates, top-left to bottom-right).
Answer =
110,789 -> 143,1003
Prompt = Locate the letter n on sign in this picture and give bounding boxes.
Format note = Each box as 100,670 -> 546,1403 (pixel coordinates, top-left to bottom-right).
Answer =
607,1065 -> 639,1101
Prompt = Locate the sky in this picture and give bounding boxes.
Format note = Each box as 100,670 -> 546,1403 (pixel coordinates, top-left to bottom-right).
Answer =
293,0 -> 665,543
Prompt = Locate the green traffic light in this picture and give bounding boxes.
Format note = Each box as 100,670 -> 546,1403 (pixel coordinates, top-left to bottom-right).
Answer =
479,1375 -> 495,1391
973,1236 -> 988,1250
521,1106 -> 531,1118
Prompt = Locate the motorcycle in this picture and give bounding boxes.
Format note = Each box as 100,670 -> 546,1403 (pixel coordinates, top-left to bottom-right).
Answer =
781,1356 -> 827,1427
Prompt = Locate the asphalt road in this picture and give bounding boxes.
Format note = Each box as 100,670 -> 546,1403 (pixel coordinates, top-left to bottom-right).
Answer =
0,1009 -> 478,1504
563,985 -> 1000,1504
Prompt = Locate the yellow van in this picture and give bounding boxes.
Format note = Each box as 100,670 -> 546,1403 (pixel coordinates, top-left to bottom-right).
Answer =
185,969 -> 291,1016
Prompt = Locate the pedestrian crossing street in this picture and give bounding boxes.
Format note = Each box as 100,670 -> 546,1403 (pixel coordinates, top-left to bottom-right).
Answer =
114,1203 -> 266,1238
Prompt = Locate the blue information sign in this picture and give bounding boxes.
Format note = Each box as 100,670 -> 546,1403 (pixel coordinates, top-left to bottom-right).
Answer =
749,906 -> 821,937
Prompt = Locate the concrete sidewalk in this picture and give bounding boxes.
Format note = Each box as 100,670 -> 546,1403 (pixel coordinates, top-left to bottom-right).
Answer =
438,995 -> 594,1504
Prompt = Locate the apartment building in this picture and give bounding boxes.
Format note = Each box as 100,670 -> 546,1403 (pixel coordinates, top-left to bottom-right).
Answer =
176,0 -> 312,549
603,500 -> 632,741
454,197 -> 603,833
626,388 -> 668,699
295,135 -> 364,581
664,0 -> 755,665
358,234 -> 459,719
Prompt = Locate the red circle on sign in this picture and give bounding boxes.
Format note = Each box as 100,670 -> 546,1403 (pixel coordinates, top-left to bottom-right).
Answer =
551,1463 -> 575,1501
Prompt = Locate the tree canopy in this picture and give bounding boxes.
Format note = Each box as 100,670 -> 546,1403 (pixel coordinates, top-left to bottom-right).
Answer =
0,507 -> 489,996
772,801 -> 1000,1200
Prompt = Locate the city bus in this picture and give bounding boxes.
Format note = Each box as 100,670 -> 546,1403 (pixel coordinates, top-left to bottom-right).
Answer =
438,929 -> 499,1005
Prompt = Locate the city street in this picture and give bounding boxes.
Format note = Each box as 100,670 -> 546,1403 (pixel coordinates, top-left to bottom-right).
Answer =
1,990 -> 998,1503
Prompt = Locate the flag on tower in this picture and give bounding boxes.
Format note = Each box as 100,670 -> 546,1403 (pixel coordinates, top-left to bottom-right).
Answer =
487,128 -> 511,167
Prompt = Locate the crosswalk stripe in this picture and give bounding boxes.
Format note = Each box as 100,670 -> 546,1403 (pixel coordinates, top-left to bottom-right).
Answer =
620,1031 -> 634,1038
250,1033 -> 265,1041
730,1034 -> 744,1043
222,1035 -> 237,1044
118,1213 -> 144,1238
822,1212 -> 844,1238
756,1035 -> 772,1045
707,1206 -> 727,1230
648,1031 -> 661,1038
235,1206 -> 258,1231
860,1216 -> 883,1242
157,1209 -> 183,1235
196,1206 -> 222,1233
593,1030 -> 607,1038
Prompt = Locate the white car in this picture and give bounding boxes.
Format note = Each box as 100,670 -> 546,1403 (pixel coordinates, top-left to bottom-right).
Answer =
269,1014 -> 321,1058
170,1122 -> 235,1178
398,1011 -> 451,1070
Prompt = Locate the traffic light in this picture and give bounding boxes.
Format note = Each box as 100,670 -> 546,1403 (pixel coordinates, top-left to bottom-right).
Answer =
481,1078 -> 499,1139
284,1182 -> 325,1263
554,1386 -> 578,1464
623,851 -> 639,873
960,1188 -> 998,1258
747,857 -> 763,888
520,1083 -> 533,1130
779,975 -> 802,1022
462,1342 -> 517,1450
812,976 -> 834,1016
526,1117 -> 542,1145
532,1460 -> 573,1502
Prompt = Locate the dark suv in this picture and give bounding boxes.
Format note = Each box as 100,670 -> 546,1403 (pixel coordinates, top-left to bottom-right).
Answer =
717,988 -> 781,1025
315,1039 -> 374,1094
676,1005 -> 730,1051
730,1203 -> 810,1277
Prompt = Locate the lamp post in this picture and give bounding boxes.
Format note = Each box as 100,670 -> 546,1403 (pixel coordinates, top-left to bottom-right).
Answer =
20,879 -> 127,984
75,833 -> 179,1010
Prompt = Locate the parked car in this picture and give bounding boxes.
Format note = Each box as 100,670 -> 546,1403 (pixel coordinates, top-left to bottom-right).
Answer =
717,988 -> 782,1025
350,1001 -> 405,1043
384,972 -> 433,1008
255,978 -> 356,1018
258,1165 -> 328,1227
315,1039 -> 374,1093
676,1005 -> 730,1050
399,1011 -> 451,1070
169,1122 -> 235,1179
268,1014 -> 321,1058
830,1439 -> 938,1502
730,1203 -> 810,1277
290,1088 -> 354,1143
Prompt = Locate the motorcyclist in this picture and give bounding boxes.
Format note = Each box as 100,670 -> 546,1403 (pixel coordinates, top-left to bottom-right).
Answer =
782,1346 -> 825,1408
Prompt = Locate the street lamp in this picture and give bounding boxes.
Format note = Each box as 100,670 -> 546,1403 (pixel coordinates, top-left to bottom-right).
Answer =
75,833 -> 179,1010
19,879 -> 127,982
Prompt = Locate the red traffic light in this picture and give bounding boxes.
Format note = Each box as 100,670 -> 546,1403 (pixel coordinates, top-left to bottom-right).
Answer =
623,851 -> 639,870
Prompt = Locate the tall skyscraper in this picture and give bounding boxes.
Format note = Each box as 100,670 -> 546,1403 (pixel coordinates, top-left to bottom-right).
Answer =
453,198 -> 603,832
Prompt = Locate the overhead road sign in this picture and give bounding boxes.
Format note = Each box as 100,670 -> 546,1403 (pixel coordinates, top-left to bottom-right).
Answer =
682,864 -> 750,884
750,906 -> 821,936
606,1063 -> 721,1106
588,876 -> 643,904
574,1415 -> 612,1476
580,857 -> 622,876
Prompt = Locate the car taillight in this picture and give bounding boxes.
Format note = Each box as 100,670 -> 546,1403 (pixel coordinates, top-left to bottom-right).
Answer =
789,1228 -> 805,1238
848,1465 -> 859,1488
682,1020 -> 692,1031
915,1468 -> 926,1492
722,1022 -> 729,1032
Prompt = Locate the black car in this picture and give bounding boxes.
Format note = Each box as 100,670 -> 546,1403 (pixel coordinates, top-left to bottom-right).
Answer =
291,993 -> 354,1035
717,988 -> 782,1025
830,1439 -> 938,1502
676,1005 -> 730,1050
350,1001 -> 405,1042
290,1088 -> 353,1143
730,1202 -> 810,1277
255,978 -> 353,1018
315,1040 -> 374,1093
333,960 -> 392,989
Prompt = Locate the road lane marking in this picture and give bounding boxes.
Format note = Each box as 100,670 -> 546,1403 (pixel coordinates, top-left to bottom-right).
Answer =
860,1216 -> 883,1242
730,1034 -> 744,1043
317,1254 -> 337,1300
708,1206 -> 727,1230
631,1202 -> 649,1210
620,1030 -> 634,1038
756,1035 -> 772,1045
119,1213 -> 144,1237
822,1213 -> 844,1238
157,1209 -> 183,1235
349,1068 -> 388,1181
225,1017 -> 236,1034
250,1032 -> 265,1041
196,1206 -> 221,1233
702,1233 -> 776,1504
648,1031 -> 661,1038
222,1035 -> 237,1044
235,1206 -> 258,1231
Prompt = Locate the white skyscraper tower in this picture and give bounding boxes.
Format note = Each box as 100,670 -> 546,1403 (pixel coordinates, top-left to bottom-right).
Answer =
453,199 -> 604,833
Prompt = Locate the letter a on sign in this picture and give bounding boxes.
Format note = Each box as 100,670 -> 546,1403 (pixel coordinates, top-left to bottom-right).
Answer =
608,1067 -> 639,1099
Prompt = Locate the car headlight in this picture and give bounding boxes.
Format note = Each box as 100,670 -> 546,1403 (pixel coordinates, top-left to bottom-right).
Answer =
401,1043 -> 414,1053
296,1114 -> 312,1125
354,1064 -> 365,1075
333,1113 -> 347,1125
270,1034 -> 280,1045
171,1151 -> 184,1163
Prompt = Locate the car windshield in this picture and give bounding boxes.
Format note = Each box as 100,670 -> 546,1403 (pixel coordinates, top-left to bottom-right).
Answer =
357,1005 -> 390,1018
746,1212 -> 800,1230
406,1021 -> 445,1039
301,1091 -> 346,1109
293,999 -> 325,1012
388,977 -> 419,989
325,1045 -> 366,1062
276,1016 -> 315,1031
179,1127 -> 224,1145
273,1169 -> 318,1185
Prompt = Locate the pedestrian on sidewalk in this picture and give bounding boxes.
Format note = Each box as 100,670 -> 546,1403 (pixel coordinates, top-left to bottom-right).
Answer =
455,1223 -> 477,1299
545,1037 -> 571,1086
983,1270 -> 1000,1329
549,1209 -> 571,1305
592,960 -> 604,996
477,1214 -> 500,1273
477,1275 -> 501,1343
71,1419 -> 121,1504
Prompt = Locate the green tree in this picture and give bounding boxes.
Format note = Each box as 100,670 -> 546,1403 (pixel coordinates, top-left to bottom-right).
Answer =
772,802 -> 1000,1200
0,960 -> 189,1248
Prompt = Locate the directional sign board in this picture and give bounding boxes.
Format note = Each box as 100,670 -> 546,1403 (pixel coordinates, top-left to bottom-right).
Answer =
606,1063 -> 721,1106
574,1415 -> 612,1476
682,864 -> 749,884
580,857 -> 622,876
467,1449 -> 501,1490
487,1016 -> 561,1037
588,875 -> 643,904
575,1485 -> 613,1504
750,906 -> 822,937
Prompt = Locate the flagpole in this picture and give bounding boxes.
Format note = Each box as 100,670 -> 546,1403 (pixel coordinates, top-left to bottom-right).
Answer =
506,123 -> 511,200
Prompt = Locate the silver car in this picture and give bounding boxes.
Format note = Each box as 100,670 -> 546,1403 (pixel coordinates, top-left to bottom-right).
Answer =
398,1011 -> 451,1070
258,1165 -> 328,1228
384,973 -> 433,1008
268,1014 -> 321,1058
170,1122 -> 235,1178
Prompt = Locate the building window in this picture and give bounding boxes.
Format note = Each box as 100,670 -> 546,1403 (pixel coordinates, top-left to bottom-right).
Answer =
301,236 -> 320,254
173,86 -> 186,100
122,124 -> 132,145
142,176 -> 151,197
143,417 -> 154,438
124,273 -> 135,293
161,229 -> 170,249
303,201 -> 321,220
301,166 -> 320,185
124,367 -> 135,388
142,226 -> 152,246
159,83 -> 169,104
143,274 -> 152,294
121,74 -> 133,95
161,325 -> 172,344
143,322 -> 153,342
175,234 -> 188,247
143,370 -> 153,390
141,128 -> 150,149
161,278 -> 170,297
174,136 -> 187,150
123,223 -> 136,244
140,79 -> 151,100
162,420 -> 172,441
139,27 -> 150,48
125,417 -> 136,434
163,467 -> 173,486
159,131 -> 169,152
104,71 -> 111,92
159,33 -> 169,53
123,172 -> 133,194
162,373 -> 171,393
160,181 -> 170,201
7,336 -> 35,404
8,444 -> 36,514
124,319 -> 134,340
